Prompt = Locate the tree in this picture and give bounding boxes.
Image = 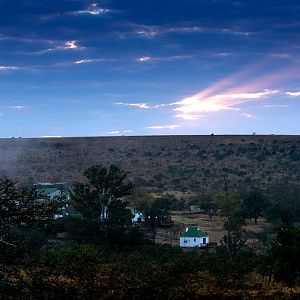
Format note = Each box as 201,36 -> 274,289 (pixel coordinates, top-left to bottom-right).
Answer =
0,177 -> 61,244
83,164 -> 133,220
70,165 -> 134,239
125,187 -> 155,211
142,197 -> 171,243
215,191 -> 241,218
105,199 -> 133,241
190,194 -> 219,219
268,226 -> 300,287
266,184 -> 300,228
242,189 -> 267,224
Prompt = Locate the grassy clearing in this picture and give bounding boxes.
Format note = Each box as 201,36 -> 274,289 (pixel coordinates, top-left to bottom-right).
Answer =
171,214 -> 211,227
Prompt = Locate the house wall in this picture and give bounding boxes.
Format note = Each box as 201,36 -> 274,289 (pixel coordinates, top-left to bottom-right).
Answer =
132,212 -> 144,223
180,236 -> 209,247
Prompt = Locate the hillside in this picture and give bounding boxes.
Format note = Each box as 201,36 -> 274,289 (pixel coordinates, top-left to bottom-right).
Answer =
0,135 -> 299,193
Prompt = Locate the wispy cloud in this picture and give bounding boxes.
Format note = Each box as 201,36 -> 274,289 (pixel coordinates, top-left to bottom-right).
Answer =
75,3 -> 111,16
173,89 -> 278,119
137,56 -> 151,62
135,25 -> 205,37
262,104 -> 289,108
108,131 -> 120,134
74,59 -> 95,64
116,102 -> 150,109
64,41 -> 78,49
286,91 -> 300,96
175,113 -> 203,120
146,125 -> 180,130
242,113 -> 253,118
136,55 -> 193,63
11,105 -> 25,110
29,40 -> 84,55
0,66 -> 19,71
107,129 -> 132,135
134,24 -> 253,38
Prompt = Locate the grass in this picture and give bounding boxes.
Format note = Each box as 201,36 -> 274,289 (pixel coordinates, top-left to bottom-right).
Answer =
171,214 -> 210,227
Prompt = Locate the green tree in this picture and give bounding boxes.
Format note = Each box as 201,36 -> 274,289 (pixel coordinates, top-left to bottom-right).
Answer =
242,189 -> 267,224
70,165 -> 134,241
190,194 -> 219,219
269,226 -> 300,287
142,197 -> 171,243
266,185 -> 300,228
215,191 -> 241,218
125,187 -> 155,211
83,164 -> 133,220
0,177 -> 61,246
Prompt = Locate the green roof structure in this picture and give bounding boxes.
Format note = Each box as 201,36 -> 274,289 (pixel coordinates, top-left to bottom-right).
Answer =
180,226 -> 208,238
38,187 -> 59,196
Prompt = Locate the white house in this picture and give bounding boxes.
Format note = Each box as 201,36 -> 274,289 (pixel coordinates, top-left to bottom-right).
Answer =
130,208 -> 144,224
180,226 -> 209,248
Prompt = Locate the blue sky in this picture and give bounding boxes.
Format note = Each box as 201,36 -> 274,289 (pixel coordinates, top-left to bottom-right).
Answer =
0,0 -> 300,137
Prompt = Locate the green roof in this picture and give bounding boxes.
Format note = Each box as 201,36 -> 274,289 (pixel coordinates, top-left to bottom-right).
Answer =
38,187 -> 60,195
180,226 -> 208,238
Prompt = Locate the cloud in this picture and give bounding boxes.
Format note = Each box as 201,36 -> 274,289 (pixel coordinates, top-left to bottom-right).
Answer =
64,41 -> 79,49
30,40 -> 83,55
286,91 -> 300,96
146,125 -> 180,130
134,24 -> 252,38
241,113 -> 253,118
0,66 -> 19,71
41,136 -> 63,138
175,114 -> 203,120
11,105 -> 25,110
75,3 -> 111,16
135,25 -> 205,38
136,55 -> 193,63
173,89 -> 278,119
107,129 -> 133,135
116,102 -> 150,109
137,56 -> 151,62
262,104 -> 289,108
74,59 -> 95,64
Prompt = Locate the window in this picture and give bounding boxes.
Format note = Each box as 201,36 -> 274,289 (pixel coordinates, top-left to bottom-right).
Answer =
203,238 -> 206,244
194,238 -> 196,242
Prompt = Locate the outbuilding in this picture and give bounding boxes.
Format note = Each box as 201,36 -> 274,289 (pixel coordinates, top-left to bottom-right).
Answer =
180,226 -> 209,248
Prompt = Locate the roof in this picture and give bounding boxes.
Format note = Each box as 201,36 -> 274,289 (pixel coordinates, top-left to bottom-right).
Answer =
180,226 -> 208,238
38,187 -> 60,196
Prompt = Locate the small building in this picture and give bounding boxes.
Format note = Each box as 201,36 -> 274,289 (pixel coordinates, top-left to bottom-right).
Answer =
130,208 -> 144,224
180,226 -> 209,248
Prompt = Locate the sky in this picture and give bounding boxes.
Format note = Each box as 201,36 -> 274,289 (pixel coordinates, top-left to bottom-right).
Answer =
0,0 -> 300,137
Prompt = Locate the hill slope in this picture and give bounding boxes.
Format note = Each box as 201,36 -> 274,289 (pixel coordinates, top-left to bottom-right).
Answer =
0,135 -> 299,193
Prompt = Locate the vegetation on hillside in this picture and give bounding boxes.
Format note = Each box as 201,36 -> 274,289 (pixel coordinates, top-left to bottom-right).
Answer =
1,164 -> 300,299
1,136 -> 300,193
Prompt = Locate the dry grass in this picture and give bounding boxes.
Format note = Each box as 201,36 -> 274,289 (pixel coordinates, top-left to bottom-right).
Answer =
0,135 -> 299,192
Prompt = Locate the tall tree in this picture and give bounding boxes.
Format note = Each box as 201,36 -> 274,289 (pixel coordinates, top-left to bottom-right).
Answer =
70,165 -> 134,236
142,197 -> 171,243
266,184 -> 300,228
190,194 -> 219,219
0,177 -> 60,240
83,164 -> 133,220
242,189 -> 267,224
269,226 -> 300,287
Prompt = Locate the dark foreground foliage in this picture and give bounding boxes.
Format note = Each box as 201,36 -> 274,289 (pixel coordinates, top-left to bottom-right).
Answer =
2,168 -> 300,299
